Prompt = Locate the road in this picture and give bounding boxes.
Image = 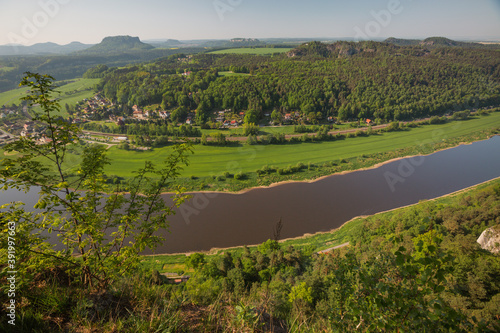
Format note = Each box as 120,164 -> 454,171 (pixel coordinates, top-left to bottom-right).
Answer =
317,242 -> 350,254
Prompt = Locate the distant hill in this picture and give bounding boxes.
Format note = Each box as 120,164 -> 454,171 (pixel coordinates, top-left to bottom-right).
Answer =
0,41 -> 92,56
384,36 -> 500,49
76,36 -> 155,55
384,37 -> 421,46
420,37 -> 465,47
147,39 -> 185,48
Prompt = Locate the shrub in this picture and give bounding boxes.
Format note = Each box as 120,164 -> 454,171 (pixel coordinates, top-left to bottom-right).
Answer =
452,110 -> 470,120
234,172 -> 246,180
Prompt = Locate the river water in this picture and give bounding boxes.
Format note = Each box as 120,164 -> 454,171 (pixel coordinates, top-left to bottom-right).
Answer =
1,136 -> 500,254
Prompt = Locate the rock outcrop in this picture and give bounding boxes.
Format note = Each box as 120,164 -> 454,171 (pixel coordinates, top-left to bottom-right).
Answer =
477,226 -> 500,254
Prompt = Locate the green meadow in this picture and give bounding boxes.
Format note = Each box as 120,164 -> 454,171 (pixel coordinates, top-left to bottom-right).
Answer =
209,47 -> 292,55
104,111 -> 500,178
217,71 -> 251,77
0,78 -> 99,116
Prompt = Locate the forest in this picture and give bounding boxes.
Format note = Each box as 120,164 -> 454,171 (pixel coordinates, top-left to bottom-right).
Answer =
97,41 -> 500,123
1,67 -> 499,333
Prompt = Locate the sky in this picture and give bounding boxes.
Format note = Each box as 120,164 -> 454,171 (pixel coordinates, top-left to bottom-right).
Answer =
1,0 -> 499,45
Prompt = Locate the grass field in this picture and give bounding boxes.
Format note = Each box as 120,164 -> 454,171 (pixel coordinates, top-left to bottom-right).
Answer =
200,124 -> 355,136
0,78 -> 99,116
103,112 -> 500,178
209,47 -> 292,55
218,71 -> 251,77
0,66 -> 15,72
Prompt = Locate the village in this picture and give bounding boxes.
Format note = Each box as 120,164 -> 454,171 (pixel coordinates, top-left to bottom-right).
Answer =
0,90 -> 349,148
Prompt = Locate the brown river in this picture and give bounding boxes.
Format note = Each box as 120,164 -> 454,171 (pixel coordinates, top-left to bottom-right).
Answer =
1,136 -> 499,254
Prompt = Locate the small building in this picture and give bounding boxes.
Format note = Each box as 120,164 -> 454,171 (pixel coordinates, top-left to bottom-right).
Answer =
23,121 -> 35,131
133,110 -> 144,119
158,111 -> 169,119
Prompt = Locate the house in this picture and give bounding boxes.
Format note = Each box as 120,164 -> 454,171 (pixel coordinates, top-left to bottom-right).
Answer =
366,119 -> 372,125
186,118 -> 192,125
39,136 -> 53,144
182,71 -> 192,76
284,113 -> 292,121
168,275 -> 191,285
23,121 -> 34,131
230,120 -> 237,126
133,110 -> 144,119
158,111 -> 169,119
0,113 -> 5,118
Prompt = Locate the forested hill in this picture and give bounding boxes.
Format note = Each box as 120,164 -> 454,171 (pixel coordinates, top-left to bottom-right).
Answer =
97,40 -> 500,122
385,36 -> 500,49
75,36 -> 155,55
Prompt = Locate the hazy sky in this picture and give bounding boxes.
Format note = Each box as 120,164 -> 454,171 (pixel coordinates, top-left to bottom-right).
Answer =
1,0 -> 500,45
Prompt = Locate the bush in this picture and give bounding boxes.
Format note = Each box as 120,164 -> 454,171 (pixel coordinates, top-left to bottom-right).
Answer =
428,116 -> 446,125
386,121 -> 400,132
247,134 -> 258,145
452,110 -> 470,120
234,172 -> 246,180
216,175 -> 225,182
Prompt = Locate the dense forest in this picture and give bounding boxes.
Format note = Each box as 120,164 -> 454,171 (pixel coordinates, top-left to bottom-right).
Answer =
97,41 -> 500,123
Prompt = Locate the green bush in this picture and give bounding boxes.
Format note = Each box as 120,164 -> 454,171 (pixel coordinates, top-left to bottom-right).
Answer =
234,172 -> 246,180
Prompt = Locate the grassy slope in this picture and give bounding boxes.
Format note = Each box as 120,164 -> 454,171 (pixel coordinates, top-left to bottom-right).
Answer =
104,112 -> 500,178
0,78 -> 98,116
209,47 -> 292,55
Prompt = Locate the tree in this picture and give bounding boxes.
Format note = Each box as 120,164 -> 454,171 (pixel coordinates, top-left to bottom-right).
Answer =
185,253 -> 206,270
271,110 -> 282,124
0,73 -> 193,291
243,122 -> 259,136
244,109 -> 259,124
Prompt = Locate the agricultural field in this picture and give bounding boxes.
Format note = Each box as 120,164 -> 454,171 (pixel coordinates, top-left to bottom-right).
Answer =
103,111 -> 500,178
209,47 -> 292,55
